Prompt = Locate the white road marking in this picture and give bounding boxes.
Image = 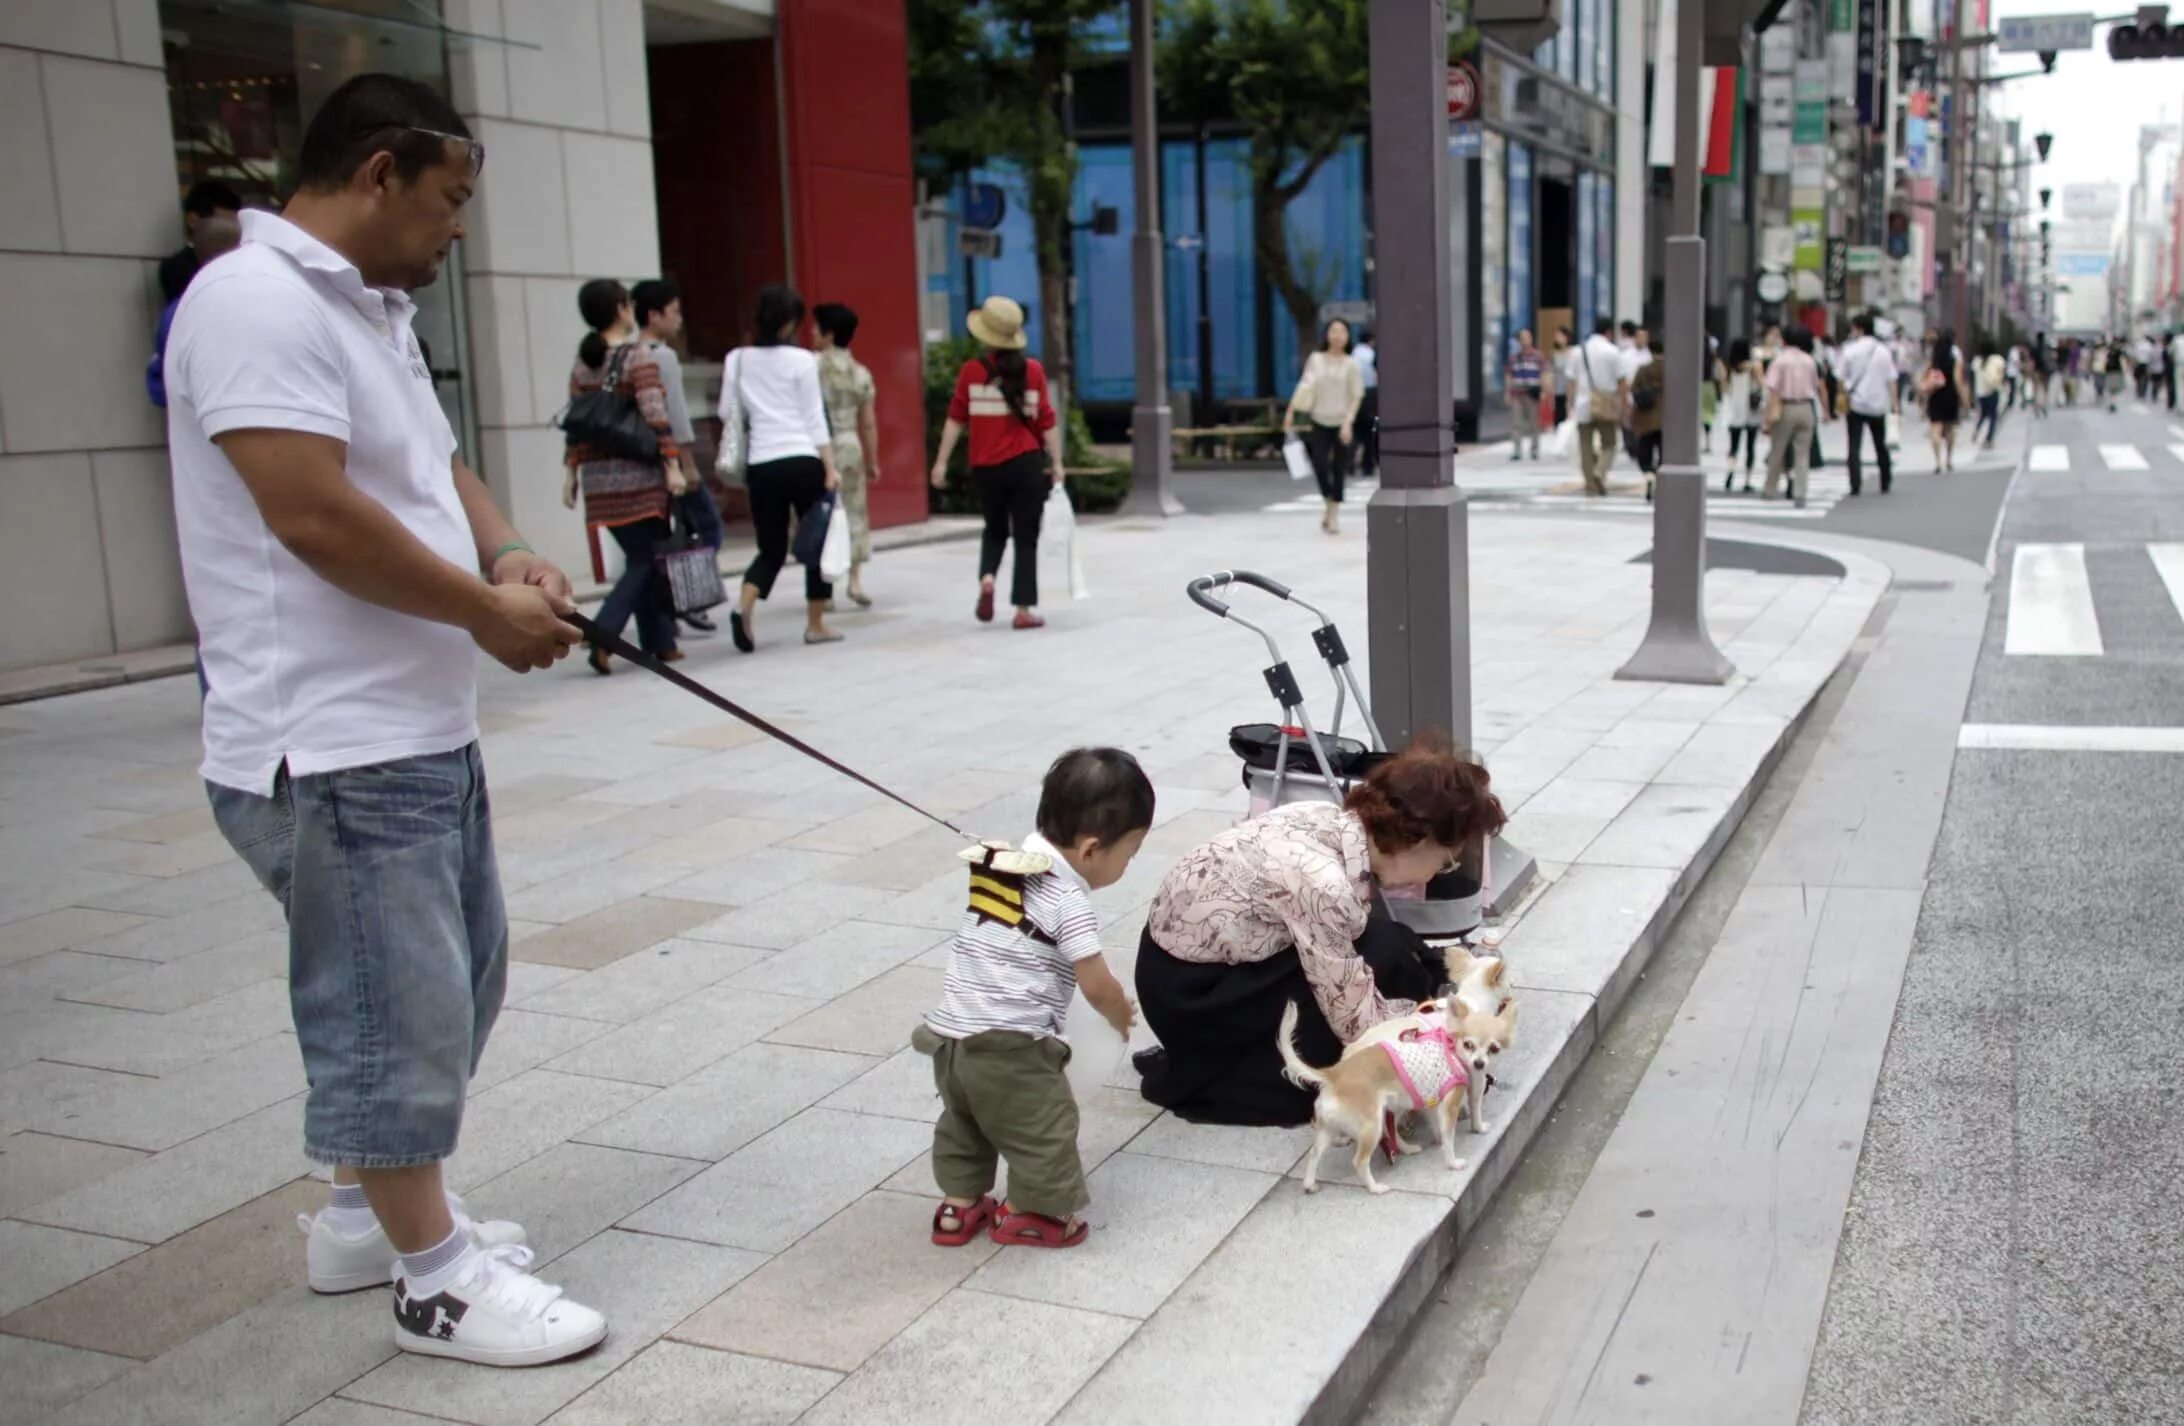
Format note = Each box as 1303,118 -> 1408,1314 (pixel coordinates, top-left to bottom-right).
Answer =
2149,544 -> 2184,629
1960,724 -> 2184,753
2100,444 -> 2150,470
2169,444 -> 2184,466
2030,445 -> 2070,471
2005,544 -> 2104,656
2168,424 -> 2184,441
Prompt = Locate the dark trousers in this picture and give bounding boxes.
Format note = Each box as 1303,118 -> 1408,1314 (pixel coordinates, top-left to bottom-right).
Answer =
597,517 -> 676,654
1357,387 -> 1380,476
742,455 -> 832,603
1634,430 -> 1663,475
2167,368 -> 2177,410
975,451 -> 1048,609
1843,410 -> 1891,494
677,479 -> 724,550
1727,424 -> 1759,478
1303,420 -> 1351,503
1975,392 -> 2001,444
1133,912 -> 1442,1126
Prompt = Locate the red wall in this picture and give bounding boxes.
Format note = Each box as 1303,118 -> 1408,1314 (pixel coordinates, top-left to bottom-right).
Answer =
778,0 -> 926,530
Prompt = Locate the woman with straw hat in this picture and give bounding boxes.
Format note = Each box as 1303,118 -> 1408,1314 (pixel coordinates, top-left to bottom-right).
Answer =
930,296 -> 1066,629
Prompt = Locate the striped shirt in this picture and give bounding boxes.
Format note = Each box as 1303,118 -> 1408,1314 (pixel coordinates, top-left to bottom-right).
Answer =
926,832 -> 1104,1039
947,357 -> 1055,469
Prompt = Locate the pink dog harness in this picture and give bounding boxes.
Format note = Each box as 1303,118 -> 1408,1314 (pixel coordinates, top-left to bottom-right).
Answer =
1379,1027 -> 1468,1110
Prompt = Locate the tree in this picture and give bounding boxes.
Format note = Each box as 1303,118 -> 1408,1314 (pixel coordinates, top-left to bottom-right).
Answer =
907,0 -> 1121,416
1162,0 -> 1371,358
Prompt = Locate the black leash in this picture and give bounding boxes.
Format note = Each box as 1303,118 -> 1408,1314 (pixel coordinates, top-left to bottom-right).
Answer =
568,612 -> 971,839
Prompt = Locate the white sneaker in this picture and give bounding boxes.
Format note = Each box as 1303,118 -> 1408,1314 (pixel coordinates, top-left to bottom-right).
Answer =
392,1243 -> 608,1367
300,1192 -> 528,1294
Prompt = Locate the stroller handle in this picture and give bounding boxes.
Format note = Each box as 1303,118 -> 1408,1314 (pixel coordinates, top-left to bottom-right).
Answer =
1186,570 -> 1293,618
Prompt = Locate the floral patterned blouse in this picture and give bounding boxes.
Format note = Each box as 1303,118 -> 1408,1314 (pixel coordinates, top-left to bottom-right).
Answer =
1145,800 -> 1416,1042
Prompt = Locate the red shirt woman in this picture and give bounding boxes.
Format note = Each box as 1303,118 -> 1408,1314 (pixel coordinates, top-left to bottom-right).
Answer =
930,296 -> 1064,629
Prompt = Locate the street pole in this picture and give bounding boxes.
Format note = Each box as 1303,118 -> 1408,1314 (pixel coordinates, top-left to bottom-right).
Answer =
1951,0 -> 1972,339
1616,0 -> 1734,687
1365,0 -> 1532,914
1196,123 -> 1215,424
1124,0 -> 1181,516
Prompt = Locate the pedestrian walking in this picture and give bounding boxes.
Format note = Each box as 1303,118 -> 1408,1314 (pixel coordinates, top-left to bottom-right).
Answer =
1282,317 -> 1366,534
2031,338 -> 2052,417
2006,343 -> 2023,410
813,301 -> 880,609
1574,317 -> 1627,496
720,282 -> 844,651
1699,344 -> 1720,454
2168,330 -> 2184,410
632,277 -> 720,636
1631,340 -> 1666,501
1973,342 -> 2006,450
1838,313 -> 1898,496
565,278 -> 683,673
1618,325 -> 1653,467
1550,325 -> 1577,427
158,179 -> 244,306
1763,328 -> 1822,506
1923,330 -> 1967,473
1506,328 -> 1546,460
1352,329 -> 1379,478
167,73 -> 607,1367
929,295 -> 1065,628
1722,337 -> 1762,493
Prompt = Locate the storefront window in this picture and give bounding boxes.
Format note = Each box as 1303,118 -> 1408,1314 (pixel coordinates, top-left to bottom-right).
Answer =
1509,142 -> 1534,348
1577,170 -> 1597,337
160,0 -> 476,453
1480,130 -> 1505,399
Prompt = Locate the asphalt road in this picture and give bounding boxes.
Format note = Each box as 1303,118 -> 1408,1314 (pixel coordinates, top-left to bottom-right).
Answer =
1800,400 -> 2184,1425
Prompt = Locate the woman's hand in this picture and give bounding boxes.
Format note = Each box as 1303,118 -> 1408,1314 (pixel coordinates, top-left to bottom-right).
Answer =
867,464 -> 881,487
665,465 -> 691,498
824,466 -> 841,493
930,458 -> 948,489
1339,422 -> 1354,446
561,472 -> 578,511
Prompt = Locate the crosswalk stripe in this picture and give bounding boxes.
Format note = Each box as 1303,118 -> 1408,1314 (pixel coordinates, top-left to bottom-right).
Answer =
2006,544 -> 2103,656
2030,445 -> 2070,471
2100,444 -> 2150,470
1961,724 -> 2184,753
2169,444 -> 2184,466
2149,545 -> 2184,629
2169,424 -> 2184,441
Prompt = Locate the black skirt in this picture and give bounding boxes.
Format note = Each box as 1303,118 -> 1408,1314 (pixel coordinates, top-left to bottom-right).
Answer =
1132,912 -> 1443,1126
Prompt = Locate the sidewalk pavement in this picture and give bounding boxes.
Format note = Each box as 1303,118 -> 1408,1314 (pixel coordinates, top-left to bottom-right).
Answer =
0,499 -> 1882,1424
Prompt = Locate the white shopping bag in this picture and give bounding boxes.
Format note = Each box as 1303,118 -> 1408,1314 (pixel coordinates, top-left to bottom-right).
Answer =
819,496 -> 851,581
1063,990 -> 1127,1104
1282,434 -> 1314,481
1040,482 -> 1089,600
1885,411 -> 1902,449
1548,416 -> 1577,460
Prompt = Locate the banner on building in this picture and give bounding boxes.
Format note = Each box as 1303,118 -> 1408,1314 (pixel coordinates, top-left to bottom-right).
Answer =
1793,60 -> 1829,144
1856,0 -> 1885,130
1705,69 -> 1742,183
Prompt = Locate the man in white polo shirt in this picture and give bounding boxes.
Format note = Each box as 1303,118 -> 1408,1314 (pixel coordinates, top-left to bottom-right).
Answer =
166,74 -> 603,1367
1837,311 -> 1899,496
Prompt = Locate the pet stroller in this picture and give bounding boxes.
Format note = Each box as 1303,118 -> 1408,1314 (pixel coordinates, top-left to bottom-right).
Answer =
1186,569 -> 1484,936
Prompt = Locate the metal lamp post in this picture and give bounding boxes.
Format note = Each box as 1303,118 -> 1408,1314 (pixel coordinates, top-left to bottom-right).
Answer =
1123,0 -> 1182,517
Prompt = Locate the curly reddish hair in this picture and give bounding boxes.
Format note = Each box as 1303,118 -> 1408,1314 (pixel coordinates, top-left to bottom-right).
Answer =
1343,737 -> 1507,852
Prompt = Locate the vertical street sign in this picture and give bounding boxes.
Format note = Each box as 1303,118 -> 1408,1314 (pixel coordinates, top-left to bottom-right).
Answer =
1856,0 -> 1884,131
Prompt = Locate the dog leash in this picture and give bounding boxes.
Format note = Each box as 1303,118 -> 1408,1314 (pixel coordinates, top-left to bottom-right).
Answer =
567,612 -> 971,839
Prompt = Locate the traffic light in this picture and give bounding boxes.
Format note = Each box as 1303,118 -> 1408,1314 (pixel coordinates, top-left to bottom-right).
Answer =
1887,209 -> 1911,260
2035,132 -> 2053,162
2040,187 -> 2052,209
2109,13 -> 2184,59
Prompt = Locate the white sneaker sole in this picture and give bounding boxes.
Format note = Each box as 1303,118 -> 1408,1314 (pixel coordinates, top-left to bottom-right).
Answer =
310,1264 -> 395,1294
394,1319 -> 608,1367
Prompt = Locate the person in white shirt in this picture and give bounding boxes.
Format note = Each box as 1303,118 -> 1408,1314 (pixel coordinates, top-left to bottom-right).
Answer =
1973,341 -> 2008,448
1573,318 -> 1629,495
1352,332 -> 1380,477
167,73 -> 606,1369
2005,344 -> 2023,410
1837,313 -> 1899,495
717,282 -> 844,650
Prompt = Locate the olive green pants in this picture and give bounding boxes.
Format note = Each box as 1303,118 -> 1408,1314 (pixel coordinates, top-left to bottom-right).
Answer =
911,1024 -> 1087,1219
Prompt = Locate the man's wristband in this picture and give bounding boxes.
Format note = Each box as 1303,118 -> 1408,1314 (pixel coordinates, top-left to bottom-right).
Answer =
489,541 -> 533,565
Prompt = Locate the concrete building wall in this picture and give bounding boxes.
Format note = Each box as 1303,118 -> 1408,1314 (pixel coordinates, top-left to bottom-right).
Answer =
0,0 -> 189,673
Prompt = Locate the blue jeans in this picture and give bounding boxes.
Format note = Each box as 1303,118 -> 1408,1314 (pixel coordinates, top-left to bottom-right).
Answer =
597,517 -> 677,655
206,745 -> 506,1167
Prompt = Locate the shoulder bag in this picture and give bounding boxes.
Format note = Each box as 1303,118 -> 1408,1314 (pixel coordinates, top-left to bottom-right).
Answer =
556,346 -> 659,463
714,350 -> 751,488
1583,345 -> 1620,422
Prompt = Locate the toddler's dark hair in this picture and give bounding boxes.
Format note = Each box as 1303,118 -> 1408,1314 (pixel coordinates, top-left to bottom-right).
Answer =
1037,748 -> 1155,848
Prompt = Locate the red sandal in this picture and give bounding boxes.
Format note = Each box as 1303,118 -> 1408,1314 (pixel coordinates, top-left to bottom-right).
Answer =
931,1196 -> 998,1247
989,1208 -> 1088,1249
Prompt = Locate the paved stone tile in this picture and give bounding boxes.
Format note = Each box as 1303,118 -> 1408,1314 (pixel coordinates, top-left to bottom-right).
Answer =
1501,862 -> 1678,1003
1655,719 -> 1791,786
672,1189 -> 998,1372
654,719 -> 768,750
0,1335 -> 134,1426
341,1230 -> 766,1426
1595,717 -> 1702,751
781,802 -> 932,855
1,1178 -> 320,1358
860,868 -> 969,934
0,1059 -> 146,1138
547,985 -> 816,1088
1052,1183 -> 1447,1426
1124,1115 -> 1310,1176
91,806 -> 218,845
818,1045 -> 941,1123
0,907 -> 151,967
656,847 -> 857,909
0,869 -> 157,930
46,979 -> 294,1077
515,937 -> 771,1024
574,1041 -> 877,1162
1578,780 -> 1742,870
0,951 -> 155,1014
647,815 -> 804,868
23,1098 -> 310,1244
42,1282 -> 395,1426
289,1402 -> 451,1425
764,965 -> 944,1055
822,825 -> 980,894
504,861 -> 693,925
471,1008 -> 616,1093
26,1031 -> 302,1151
463,1142 -> 701,1268
0,1220 -> 144,1316
489,800 -> 631,852
86,829 -> 242,880
443,1070 -> 653,1194
976,1152 -> 1274,1319
0,1131 -> 143,1219
510,896 -> 725,971
799,1288 -> 1136,1426
489,773 -> 617,815
1503,809 -> 1612,865
65,893 -> 284,965
620,1108 -> 932,1251
546,1341 -> 839,1424
72,859 -> 263,920
720,920 -> 943,1001
1516,775 -> 1647,820
677,880 -> 894,951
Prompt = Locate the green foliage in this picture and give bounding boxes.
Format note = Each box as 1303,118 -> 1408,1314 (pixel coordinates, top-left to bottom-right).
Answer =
923,336 -> 1131,516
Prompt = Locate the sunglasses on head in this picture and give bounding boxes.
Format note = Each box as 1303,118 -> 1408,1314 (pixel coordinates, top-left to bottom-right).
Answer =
394,126 -> 485,179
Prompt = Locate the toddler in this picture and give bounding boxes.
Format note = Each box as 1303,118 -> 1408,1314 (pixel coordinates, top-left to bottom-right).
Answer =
911,747 -> 1153,1249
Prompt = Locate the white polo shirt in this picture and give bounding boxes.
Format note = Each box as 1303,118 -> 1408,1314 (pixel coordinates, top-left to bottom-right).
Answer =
167,211 -> 479,794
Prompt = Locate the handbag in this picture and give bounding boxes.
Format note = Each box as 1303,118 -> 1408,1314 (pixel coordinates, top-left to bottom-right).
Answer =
793,493 -> 836,568
655,510 -> 725,614
1281,434 -> 1314,481
557,346 -> 659,462
1582,345 -> 1620,422
819,496 -> 852,581
714,350 -> 751,488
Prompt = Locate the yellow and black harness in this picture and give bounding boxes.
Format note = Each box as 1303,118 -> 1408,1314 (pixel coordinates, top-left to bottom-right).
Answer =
960,841 -> 1058,947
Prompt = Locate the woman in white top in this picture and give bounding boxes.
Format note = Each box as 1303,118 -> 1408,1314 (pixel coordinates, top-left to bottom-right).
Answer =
1282,318 -> 1365,535
718,283 -> 842,651
1721,337 -> 1762,493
